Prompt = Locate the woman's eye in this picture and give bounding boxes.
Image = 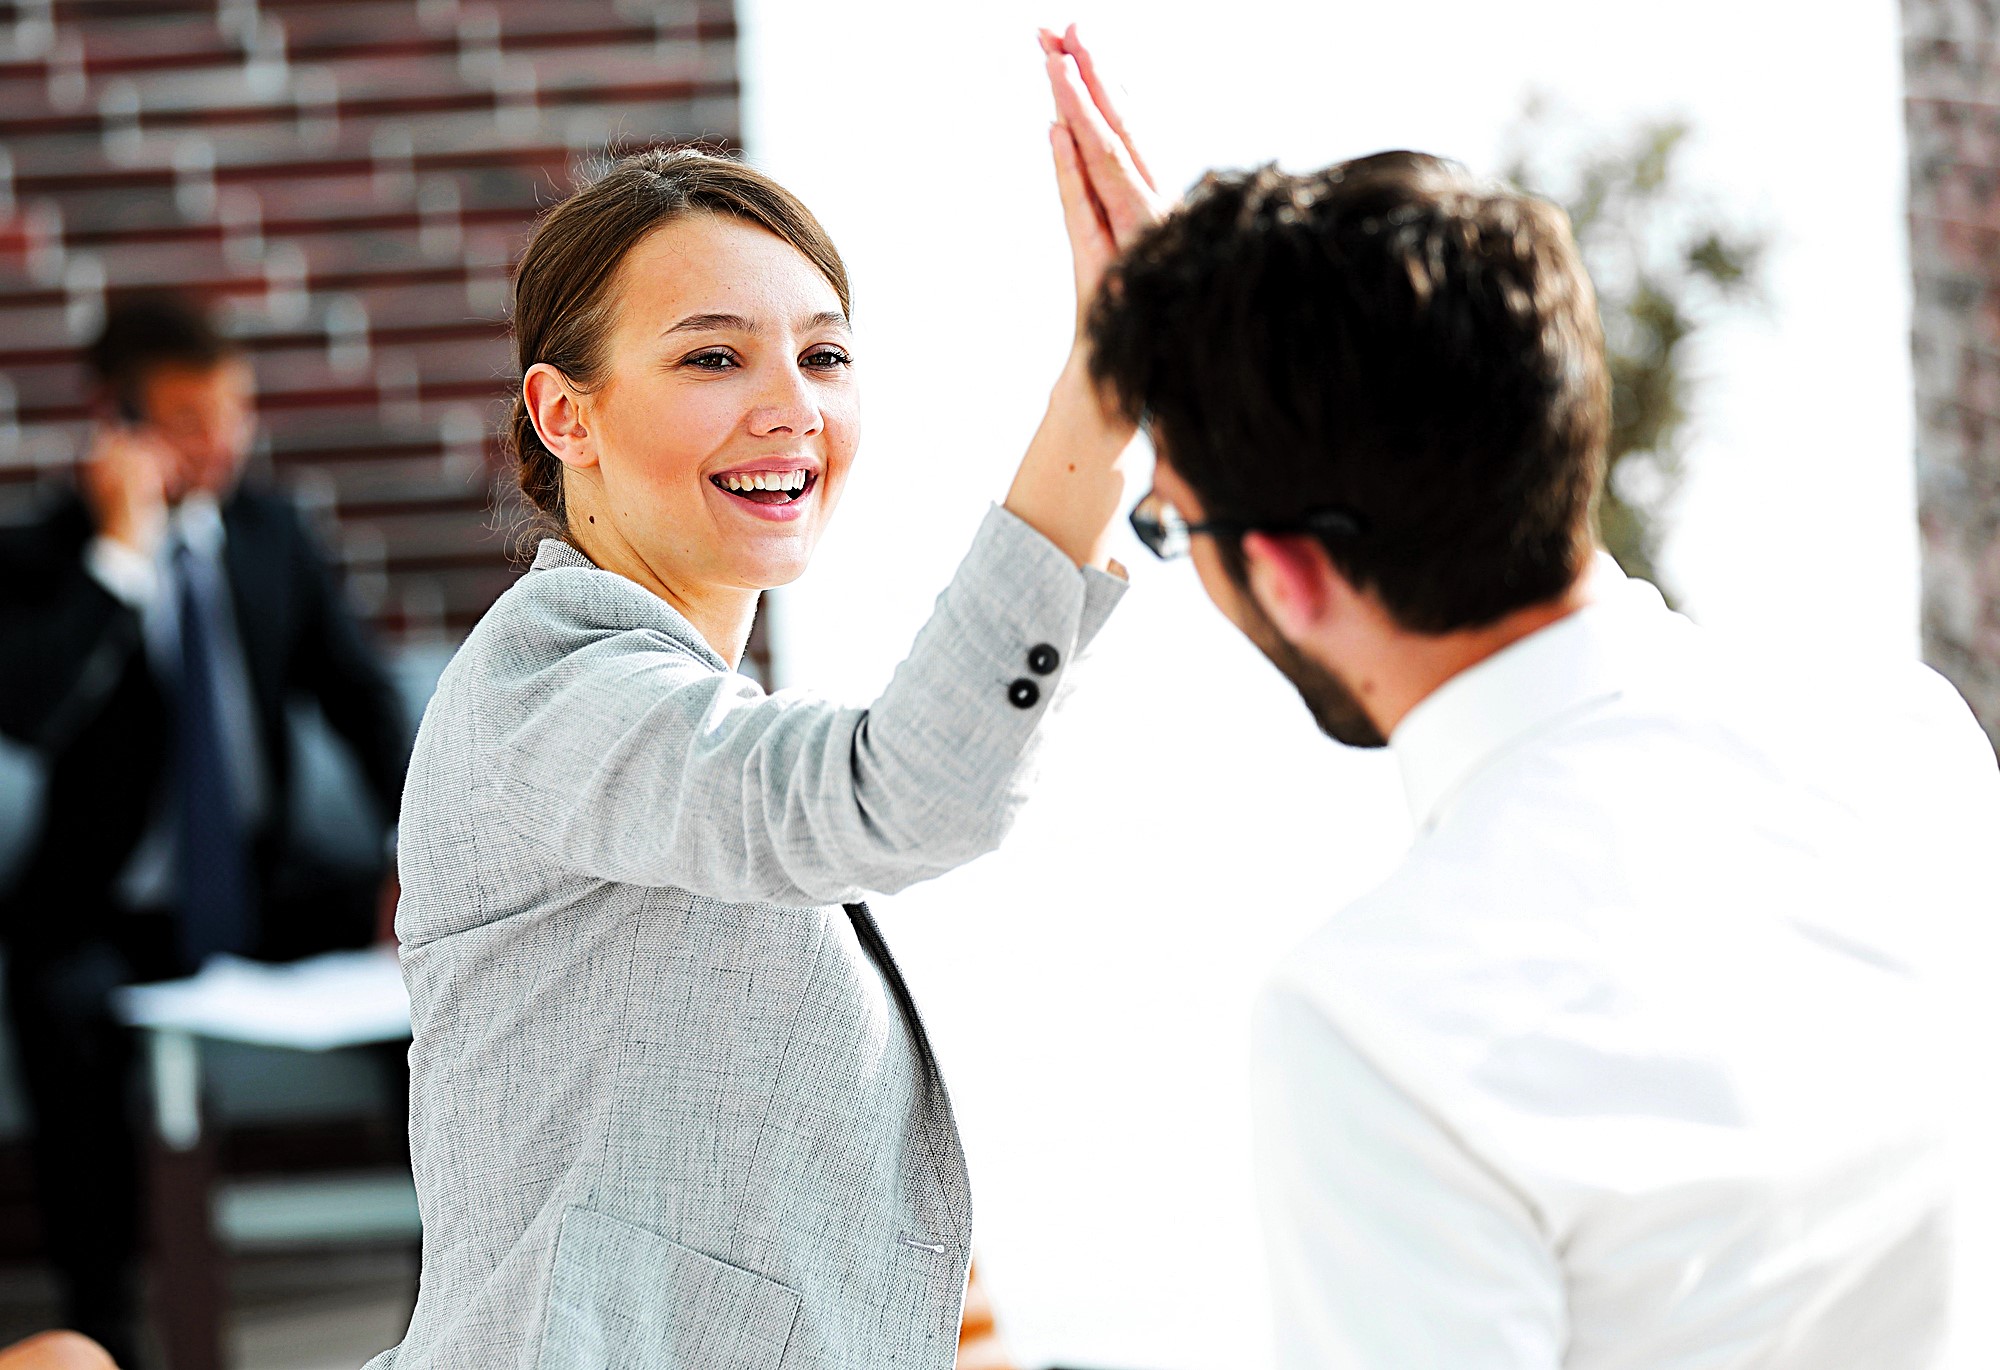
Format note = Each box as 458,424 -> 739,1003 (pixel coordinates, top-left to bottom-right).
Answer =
803,348 -> 852,370
684,350 -> 737,371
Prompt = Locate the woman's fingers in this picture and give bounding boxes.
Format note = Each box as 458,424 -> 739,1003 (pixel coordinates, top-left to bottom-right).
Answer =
1061,23 -> 1158,193
1050,120 -> 1114,320
1044,50 -> 1156,247
1049,118 -> 1108,250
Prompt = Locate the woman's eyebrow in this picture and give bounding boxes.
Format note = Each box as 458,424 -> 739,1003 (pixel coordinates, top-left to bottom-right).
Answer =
660,310 -> 850,338
662,311 -> 752,337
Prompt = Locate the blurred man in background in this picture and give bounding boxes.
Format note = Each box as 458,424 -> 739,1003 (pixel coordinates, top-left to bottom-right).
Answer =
0,296 -> 408,1363
1087,153 -> 2000,1367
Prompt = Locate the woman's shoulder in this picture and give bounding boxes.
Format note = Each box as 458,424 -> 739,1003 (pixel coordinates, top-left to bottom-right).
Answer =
410,542 -> 729,759
457,539 -> 727,682
404,541 -> 731,825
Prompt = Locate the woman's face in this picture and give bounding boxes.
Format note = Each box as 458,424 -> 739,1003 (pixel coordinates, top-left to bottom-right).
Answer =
576,213 -> 858,592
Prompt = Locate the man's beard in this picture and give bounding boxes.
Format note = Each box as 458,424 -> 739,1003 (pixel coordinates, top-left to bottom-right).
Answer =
1236,590 -> 1388,749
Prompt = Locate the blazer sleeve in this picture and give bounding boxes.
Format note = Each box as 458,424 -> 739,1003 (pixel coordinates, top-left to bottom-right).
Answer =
0,517 -> 146,750
480,505 -> 1125,906
287,504 -> 411,829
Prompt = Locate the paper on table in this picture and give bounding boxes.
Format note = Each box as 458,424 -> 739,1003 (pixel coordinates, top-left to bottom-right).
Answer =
113,947 -> 411,1051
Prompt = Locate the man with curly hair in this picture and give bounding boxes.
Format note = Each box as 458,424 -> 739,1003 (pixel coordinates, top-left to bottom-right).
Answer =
1088,153 -> 1998,1369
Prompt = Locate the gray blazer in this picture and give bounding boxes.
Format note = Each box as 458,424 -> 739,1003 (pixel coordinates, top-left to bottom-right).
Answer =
368,507 -> 1124,1369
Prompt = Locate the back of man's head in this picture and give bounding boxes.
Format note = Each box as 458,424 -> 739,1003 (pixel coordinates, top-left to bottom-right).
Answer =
1089,151 -> 1609,634
85,293 -> 236,417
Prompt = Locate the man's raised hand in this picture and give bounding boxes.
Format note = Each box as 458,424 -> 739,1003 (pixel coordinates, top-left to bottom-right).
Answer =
1039,24 -> 1167,330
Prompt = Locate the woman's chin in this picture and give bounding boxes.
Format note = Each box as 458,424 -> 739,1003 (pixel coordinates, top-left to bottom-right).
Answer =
727,547 -> 815,591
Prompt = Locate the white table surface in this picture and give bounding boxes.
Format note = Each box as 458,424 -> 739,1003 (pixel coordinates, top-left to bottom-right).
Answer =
113,946 -> 411,1051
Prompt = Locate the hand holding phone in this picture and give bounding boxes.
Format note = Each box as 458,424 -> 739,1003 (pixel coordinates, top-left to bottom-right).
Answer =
81,421 -> 173,557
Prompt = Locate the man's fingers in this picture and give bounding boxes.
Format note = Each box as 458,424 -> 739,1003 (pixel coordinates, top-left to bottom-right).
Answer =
1046,53 -> 1122,203
1046,52 -> 1152,243
1063,23 -> 1158,193
1045,52 -> 1117,173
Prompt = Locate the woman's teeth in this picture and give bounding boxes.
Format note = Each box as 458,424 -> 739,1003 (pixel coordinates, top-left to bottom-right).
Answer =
717,471 -> 809,493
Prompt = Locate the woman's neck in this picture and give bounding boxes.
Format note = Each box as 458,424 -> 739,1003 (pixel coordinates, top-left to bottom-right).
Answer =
563,485 -> 758,669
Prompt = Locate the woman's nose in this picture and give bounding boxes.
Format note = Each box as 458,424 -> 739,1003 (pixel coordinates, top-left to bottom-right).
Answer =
746,365 -> 823,438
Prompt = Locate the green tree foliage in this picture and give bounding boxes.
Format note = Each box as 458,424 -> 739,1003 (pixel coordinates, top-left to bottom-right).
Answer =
1504,105 -> 1765,590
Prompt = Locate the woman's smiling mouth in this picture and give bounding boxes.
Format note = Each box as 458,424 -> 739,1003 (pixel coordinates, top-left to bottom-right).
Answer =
710,468 -> 819,515
712,469 -> 816,504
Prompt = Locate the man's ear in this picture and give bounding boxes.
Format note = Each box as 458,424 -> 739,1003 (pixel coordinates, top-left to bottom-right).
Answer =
523,364 -> 596,471
1240,531 -> 1343,640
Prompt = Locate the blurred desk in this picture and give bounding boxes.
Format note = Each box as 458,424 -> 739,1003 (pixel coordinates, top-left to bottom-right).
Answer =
113,950 -> 413,1370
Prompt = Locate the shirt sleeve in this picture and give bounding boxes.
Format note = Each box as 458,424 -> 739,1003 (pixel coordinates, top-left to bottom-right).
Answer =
1252,985 -> 1567,1370
480,505 -> 1126,906
83,535 -> 160,608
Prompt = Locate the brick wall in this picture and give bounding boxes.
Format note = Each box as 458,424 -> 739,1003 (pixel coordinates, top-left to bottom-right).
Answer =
1905,0 -> 2000,749
0,0 -> 772,680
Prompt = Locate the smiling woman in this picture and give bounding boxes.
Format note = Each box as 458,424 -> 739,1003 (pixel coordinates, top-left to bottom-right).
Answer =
528,214 -> 854,649
506,154 -> 861,659
373,33 -> 1165,1370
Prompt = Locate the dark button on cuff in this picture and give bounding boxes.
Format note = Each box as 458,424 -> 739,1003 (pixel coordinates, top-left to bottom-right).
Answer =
1007,678 -> 1041,709
1027,643 -> 1061,676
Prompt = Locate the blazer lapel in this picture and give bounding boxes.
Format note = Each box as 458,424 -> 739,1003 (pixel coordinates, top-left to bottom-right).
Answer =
219,491 -> 287,727
843,901 -> 971,1235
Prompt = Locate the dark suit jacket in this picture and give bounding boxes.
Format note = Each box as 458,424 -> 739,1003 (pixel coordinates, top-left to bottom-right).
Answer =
0,484 -> 409,961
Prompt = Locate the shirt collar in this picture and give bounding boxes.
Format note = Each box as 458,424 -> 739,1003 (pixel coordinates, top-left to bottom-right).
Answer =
1389,555 -> 1673,830
170,491 -> 226,558
530,537 -> 592,572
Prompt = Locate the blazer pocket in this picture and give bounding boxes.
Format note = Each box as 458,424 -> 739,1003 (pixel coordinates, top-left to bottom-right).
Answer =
538,1207 -> 801,1370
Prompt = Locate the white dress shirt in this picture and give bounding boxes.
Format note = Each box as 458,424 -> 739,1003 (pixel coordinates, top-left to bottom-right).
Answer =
1253,559 -> 2000,1369
85,494 -> 266,907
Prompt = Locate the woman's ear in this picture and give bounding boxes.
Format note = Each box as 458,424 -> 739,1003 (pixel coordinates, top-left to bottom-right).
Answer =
1241,531 -> 1343,642
523,364 -> 596,471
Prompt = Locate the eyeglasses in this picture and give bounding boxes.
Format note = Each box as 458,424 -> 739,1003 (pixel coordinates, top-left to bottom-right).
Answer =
1127,489 -> 1366,561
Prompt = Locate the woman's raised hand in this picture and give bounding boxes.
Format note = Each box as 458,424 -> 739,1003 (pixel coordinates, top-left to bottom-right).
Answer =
1040,24 -> 1167,332
1003,25 -> 1165,575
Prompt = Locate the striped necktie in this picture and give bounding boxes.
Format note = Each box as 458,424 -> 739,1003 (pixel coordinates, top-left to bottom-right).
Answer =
173,538 -> 253,969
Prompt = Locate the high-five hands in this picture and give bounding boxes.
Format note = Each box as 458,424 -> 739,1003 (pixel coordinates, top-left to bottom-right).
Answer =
1039,24 -> 1169,334
1003,24 -> 1167,575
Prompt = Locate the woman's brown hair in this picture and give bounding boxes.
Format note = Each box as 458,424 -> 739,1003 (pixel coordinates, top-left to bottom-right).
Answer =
507,147 -> 851,531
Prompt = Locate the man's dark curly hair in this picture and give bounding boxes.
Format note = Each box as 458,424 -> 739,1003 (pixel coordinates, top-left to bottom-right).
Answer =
1089,151 -> 1609,634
